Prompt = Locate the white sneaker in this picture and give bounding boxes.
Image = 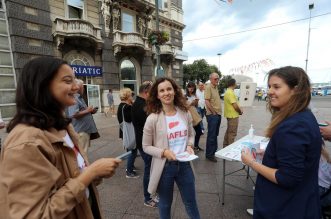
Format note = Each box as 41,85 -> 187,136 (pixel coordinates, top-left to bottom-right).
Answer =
246,209 -> 253,216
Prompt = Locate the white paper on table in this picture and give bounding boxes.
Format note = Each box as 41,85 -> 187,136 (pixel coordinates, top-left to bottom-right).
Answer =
176,151 -> 199,162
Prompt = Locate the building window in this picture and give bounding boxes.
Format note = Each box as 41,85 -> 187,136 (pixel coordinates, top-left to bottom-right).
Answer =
158,0 -> 163,9
122,12 -> 134,32
67,0 -> 84,19
0,0 -> 3,10
121,59 -> 136,80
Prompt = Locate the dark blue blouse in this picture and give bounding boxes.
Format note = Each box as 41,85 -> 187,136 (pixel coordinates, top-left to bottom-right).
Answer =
254,109 -> 322,219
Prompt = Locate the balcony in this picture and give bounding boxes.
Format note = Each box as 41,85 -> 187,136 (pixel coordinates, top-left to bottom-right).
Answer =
152,44 -> 174,55
53,18 -> 103,50
112,31 -> 150,55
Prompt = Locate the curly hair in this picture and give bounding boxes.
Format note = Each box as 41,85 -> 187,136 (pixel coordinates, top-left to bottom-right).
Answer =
146,77 -> 188,114
265,66 -> 311,137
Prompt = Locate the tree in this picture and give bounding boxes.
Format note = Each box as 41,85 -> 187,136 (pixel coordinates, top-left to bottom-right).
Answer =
183,59 -> 222,87
218,75 -> 233,95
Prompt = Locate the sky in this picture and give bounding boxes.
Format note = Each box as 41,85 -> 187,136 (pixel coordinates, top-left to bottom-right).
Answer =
182,0 -> 331,87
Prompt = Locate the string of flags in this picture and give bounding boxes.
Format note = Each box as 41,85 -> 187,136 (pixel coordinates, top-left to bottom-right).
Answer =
229,58 -> 274,75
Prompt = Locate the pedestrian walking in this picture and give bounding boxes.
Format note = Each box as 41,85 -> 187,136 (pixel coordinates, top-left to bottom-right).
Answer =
223,78 -> 243,147
117,88 -> 139,178
67,79 -> 100,154
143,77 -> 200,219
0,57 -> 121,219
241,66 -> 322,219
204,73 -> 222,162
106,88 -> 115,117
131,81 -> 158,207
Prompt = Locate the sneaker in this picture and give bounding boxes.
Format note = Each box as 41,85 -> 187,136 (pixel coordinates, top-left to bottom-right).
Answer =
246,209 -> 253,216
206,156 -> 217,162
126,171 -> 139,178
144,199 -> 158,208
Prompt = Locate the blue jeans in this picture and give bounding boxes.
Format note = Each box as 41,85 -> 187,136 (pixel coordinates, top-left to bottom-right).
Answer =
158,161 -> 200,219
196,107 -> 205,131
205,114 -> 221,158
193,124 -> 202,148
126,148 -> 137,173
319,186 -> 331,207
138,148 -> 153,202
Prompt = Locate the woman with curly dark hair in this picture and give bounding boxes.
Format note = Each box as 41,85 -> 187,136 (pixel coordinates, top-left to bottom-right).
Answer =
143,77 -> 200,219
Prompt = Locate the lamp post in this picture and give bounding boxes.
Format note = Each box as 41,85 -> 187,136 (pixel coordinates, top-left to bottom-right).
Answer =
217,53 -> 222,73
305,3 -> 314,73
155,0 -> 164,77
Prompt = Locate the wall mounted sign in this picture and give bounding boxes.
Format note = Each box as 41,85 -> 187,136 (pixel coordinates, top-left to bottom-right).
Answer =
71,65 -> 102,77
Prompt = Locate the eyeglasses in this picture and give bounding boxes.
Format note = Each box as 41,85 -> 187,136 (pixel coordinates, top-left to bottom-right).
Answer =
213,78 -> 220,80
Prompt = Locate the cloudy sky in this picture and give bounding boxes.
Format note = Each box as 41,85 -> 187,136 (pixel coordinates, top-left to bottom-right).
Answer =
182,0 -> 331,86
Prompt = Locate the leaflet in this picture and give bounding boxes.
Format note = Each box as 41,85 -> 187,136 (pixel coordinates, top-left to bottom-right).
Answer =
176,151 -> 199,162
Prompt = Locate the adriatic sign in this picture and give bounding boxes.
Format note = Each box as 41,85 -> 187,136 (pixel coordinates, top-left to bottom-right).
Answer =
71,65 -> 102,77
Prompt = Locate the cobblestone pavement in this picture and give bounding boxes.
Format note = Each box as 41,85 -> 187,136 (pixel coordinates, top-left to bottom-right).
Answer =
0,96 -> 330,218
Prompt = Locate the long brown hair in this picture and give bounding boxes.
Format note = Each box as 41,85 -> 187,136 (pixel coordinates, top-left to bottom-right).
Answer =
265,66 -> 311,137
146,77 -> 188,114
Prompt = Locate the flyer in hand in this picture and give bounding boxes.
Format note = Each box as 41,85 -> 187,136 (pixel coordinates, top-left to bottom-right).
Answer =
176,151 -> 199,162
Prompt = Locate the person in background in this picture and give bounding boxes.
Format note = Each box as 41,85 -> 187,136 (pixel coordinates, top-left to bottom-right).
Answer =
67,79 -> 99,154
143,77 -> 200,219
106,88 -> 115,117
0,57 -> 120,219
185,82 -> 203,152
257,90 -> 263,101
319,144 -> 331,208
117,88 -> 139,179
223,78 -> 243,148
241,66 -> 322,218
204,73 -> 222,162
195,81 -> 206,133
320,121 -> 331,141
131,81 -> 157,207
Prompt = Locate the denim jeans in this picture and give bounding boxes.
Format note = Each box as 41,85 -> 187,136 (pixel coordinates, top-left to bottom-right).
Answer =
196,107 -> 205,131
205,114 -> 221,158
158,161 -> 200,219
126,148 -> 137,173
138,148 -> 153,202
193,124 -> 202,148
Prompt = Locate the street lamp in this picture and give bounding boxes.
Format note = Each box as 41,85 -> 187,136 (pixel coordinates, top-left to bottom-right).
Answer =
217,53 -> 222,73
305,3 -> 314,73
155,0 -> 164,77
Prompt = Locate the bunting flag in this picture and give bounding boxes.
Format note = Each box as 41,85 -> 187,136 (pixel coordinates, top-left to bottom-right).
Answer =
229,58 -> 274,75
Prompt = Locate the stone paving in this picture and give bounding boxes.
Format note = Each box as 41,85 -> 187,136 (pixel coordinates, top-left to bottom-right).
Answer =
0,96 -> 330,219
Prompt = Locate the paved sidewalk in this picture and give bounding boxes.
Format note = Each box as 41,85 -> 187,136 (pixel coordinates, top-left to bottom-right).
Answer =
1,97 -> 330,218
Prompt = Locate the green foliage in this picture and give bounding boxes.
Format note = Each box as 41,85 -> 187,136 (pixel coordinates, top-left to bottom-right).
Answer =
183,59 -> 222,87
148,31 -> 169,45
218,75 -> 233,94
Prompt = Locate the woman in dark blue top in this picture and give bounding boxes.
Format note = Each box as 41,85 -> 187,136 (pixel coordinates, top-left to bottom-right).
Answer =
241,66 -> 322,219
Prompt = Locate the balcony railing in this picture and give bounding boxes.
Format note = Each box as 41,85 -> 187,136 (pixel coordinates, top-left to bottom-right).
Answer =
152,44 -> 174,55
112,31 -> 149,50
53,18 -> 102,42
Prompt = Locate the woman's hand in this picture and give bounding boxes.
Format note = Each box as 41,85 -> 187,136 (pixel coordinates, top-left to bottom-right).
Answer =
186,145 -> 194,155
163,149 -> 177,161
77,158 -> 121,187
241,147 -> 255,167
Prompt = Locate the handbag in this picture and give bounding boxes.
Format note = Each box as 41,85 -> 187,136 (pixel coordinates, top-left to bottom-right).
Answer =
188,106 -> 202,126
121,105 -> 136,150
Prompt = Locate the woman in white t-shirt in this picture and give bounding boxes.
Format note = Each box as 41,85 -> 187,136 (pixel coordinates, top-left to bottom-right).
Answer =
143,77 -> 200,219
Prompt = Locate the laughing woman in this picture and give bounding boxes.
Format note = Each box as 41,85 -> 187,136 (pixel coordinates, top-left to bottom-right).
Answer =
0,57 -> 121,219
241,66 -> 322,219
143,77 -> 200,219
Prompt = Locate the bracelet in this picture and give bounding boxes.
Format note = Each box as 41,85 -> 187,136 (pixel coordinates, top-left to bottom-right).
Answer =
161,149 -> 167,158
249,159 -> 256,168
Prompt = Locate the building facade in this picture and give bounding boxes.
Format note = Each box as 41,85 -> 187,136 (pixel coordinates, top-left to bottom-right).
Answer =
0,0 -> 187,119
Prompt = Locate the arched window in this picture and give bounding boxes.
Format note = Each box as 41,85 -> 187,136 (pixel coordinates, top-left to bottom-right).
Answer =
120,59 -> 137,94
120,59 -> 136,80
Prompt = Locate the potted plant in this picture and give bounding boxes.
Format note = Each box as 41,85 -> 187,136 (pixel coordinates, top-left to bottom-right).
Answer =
148,30 -> 169,45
